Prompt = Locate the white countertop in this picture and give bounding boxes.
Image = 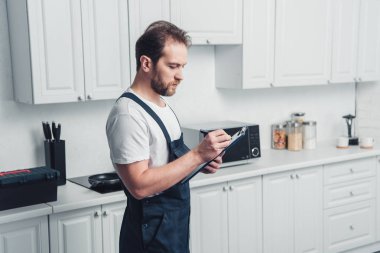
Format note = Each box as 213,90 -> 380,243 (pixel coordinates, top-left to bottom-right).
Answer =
2,144 -> 380,221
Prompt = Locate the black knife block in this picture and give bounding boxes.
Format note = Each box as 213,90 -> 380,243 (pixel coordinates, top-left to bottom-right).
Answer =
44,140 -> 66,185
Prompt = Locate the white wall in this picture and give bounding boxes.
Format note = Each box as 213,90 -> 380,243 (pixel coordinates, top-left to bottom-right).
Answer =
357,81 -> 380,141
0,0 -> 356,177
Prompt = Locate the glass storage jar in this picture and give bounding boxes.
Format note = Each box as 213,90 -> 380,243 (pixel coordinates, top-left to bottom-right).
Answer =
303,121 -> 317,149
287,121 -> 302,151
291,112 -> 305,123
271,123 -> 287,150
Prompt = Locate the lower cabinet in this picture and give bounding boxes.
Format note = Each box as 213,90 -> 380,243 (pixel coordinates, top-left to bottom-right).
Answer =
190,177 -> 262,253
0,216 -> 49,253
49,201 -> 126,253
263,166 -> 323,253
323,157 -> 377,253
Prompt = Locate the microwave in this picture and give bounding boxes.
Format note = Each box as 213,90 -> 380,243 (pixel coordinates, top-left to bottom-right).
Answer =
182,121 -> 261,167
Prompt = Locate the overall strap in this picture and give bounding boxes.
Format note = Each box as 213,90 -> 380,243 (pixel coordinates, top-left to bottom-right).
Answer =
118,92 -> 172,144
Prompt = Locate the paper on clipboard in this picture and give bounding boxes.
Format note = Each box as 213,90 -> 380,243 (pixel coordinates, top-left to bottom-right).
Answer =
180,126 -> 248,184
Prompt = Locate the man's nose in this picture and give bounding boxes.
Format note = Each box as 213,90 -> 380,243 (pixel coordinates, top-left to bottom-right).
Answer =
175,69 -> 184,81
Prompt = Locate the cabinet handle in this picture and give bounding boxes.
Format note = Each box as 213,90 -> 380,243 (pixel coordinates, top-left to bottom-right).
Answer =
87,94 -> 92,100
270,83 -> 274,87
103,210 -> 108,217
78,95 -> 84,101
206,39 -> 210,44
94,211 -> 100,217
358,77 -> 362,82
350,168 -> 354,173
354,77 -> 357,82
290,174 -> 295,179
350,191 -> 354,197
349,225 -> 354,230
223,186 -> 228,192
229,185 -> 234,191
295,174 -> 299,179
327,80 -> 330,84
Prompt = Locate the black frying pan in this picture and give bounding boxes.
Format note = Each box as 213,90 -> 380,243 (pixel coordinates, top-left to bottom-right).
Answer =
88,172 -> 121,189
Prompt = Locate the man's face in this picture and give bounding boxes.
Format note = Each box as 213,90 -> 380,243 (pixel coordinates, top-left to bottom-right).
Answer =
150,40 -> 188,96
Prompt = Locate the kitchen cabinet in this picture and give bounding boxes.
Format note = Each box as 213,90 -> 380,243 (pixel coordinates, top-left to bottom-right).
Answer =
170,0 -> 242,45
377,156 -> 380,242
274,0 -> 332,87
128,0 -> 171,77
323,158 -> 377,253
0,216 -> 49,253
263,166 -> 323,253
190,177 -> 262,253
49,201 -> 126,253
7,0 -> 130,104
331,0 -> 380,83
215,0 -> 275,89
356,0 -> 380,82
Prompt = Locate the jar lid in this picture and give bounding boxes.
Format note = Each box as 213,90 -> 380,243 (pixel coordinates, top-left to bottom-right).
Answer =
303,121 -> 317,126
272,123 -> 287,129
291,112 -> 305,117
286,120 -> 302,127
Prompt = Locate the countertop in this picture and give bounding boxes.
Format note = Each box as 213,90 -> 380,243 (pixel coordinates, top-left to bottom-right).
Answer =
2,144 -> 380,222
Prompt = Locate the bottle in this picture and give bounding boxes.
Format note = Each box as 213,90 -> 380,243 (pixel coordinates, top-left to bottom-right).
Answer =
271,123 -> 287,150
287,121 -> 302,151
303,121 -> 317,149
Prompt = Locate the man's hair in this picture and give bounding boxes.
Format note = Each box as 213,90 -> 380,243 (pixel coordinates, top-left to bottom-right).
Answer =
135,21 -> 191,71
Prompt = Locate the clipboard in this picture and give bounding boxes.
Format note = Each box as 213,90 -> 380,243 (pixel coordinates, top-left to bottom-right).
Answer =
180,126 -> 248,184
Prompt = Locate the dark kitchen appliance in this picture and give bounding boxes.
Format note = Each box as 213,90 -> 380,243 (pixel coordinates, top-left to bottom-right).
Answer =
0,167 -> 59,211
182,121 -> 261,167
69,172 -> 123,194
342,114 -> 359,145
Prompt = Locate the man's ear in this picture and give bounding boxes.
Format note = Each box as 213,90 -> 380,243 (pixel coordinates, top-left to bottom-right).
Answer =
140,55 -> 152,73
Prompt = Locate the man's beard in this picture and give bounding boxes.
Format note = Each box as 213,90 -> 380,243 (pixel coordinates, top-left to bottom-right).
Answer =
150,73 -> 178,97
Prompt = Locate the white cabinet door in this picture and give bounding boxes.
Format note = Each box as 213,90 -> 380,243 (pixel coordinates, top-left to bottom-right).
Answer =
294,167 -> 323,253
357,0 -> 380,82
190,182 -> 229,253
49,206 -> 102,253
128,0 -> 171,77
264,167 -> 323,253
331,0 -> 360,83
376,156 -> 380,241
171,0 -> 242,44
24,0 -> 86,104
81,0 -> 130,101
242,0 -> 275,89
274,0 -> 332,86
0,216 -> 49,253
228,177 -> 262,253
215,0 -> 275,89
102,201 -> 127,253
263,171 -> 294,253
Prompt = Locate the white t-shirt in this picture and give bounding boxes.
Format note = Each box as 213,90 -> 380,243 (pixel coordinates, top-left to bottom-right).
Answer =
106,89 -> 181,168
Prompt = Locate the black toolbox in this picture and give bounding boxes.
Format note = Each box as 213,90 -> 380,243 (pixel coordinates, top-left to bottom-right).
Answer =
0,167 -> 59,211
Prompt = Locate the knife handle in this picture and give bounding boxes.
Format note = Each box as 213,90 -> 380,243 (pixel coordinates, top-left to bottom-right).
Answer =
46,122 -> 52,141
56,124 -> 61,142
42,122 -> 49,141
52,122 -> 57,141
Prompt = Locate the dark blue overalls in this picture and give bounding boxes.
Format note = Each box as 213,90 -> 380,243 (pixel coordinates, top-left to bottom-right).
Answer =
118,93 -> 191,253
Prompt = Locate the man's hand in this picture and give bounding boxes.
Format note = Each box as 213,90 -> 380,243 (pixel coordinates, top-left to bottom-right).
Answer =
202,155 -> 223,174
194,129 -> 231,163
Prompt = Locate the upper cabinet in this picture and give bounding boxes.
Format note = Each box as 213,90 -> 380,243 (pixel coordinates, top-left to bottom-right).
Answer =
170,0 -> 242,45
7,0 -> 130,104
215,0 -> 275,89
331,0 -> 380,83
356,0 -> 380,82
274,0 -> 332,87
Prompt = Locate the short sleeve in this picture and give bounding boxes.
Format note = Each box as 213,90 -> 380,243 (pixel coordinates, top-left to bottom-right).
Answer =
106,112 -> 150,165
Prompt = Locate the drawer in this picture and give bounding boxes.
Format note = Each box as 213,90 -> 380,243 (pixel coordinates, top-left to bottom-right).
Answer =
324,178 -> 376,209
324,158 -> 376,185
324,200 -> 376,253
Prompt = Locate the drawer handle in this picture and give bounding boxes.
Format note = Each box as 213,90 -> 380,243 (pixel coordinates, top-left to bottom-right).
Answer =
223,186 -> 228,192
350,191 -> 354,197
350,168 -> 354,173
349,225 -> 354,230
